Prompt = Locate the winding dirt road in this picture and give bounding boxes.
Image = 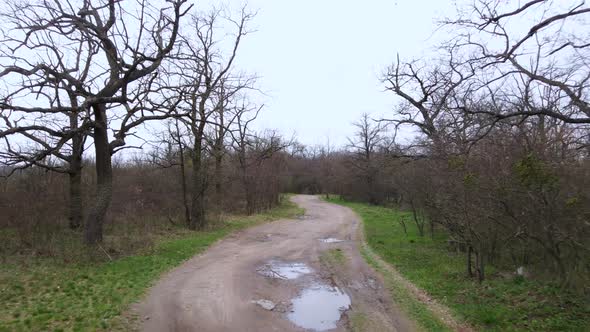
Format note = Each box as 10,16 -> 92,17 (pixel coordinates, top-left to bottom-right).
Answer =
135,195 -> 415,332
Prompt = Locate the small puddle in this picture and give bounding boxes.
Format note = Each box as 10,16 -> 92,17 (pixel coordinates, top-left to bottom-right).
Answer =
287,283 -> 351,331
319,238 -> 343,243
257,260 -> 312,280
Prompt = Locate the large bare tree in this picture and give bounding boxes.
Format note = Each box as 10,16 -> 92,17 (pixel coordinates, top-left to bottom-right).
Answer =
0,0 -> 191,243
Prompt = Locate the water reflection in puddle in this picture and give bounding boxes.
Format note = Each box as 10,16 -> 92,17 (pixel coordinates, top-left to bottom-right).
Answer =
319,238 -> 343,243
287,283 -> 351,331
257,260 -> 312,280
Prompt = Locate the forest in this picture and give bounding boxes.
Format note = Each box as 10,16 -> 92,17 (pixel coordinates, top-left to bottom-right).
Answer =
0,0 -> 588,331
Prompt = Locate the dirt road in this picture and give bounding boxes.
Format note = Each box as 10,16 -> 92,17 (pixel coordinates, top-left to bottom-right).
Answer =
136,195 -> 415,332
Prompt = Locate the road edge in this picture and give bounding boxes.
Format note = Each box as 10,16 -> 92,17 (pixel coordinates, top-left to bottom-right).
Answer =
324,196 -> 472,332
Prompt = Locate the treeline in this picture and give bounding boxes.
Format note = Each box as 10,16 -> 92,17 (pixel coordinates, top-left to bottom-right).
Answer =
285,115 -> 589,289
285,0 -> 590,290
0,129 -> 288,255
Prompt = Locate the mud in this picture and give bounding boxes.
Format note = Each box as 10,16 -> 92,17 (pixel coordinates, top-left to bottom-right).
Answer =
134,195 -> 416,332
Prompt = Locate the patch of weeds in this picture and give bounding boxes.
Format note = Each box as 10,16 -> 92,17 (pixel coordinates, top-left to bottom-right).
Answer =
320,248 -> 346,269
349,311 -> 369,332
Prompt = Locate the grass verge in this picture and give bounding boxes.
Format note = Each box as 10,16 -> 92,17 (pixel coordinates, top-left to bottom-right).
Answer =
0,196 -> 303,332
359,243 -> 453,331
326,196 -> 589,331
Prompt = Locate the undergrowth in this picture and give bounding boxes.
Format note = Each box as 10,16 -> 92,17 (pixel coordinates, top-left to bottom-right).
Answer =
0,195 -> 303,331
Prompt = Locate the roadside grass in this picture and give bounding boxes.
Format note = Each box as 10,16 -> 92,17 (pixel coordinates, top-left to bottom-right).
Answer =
0,196 -> 303,332
327,196 -> 590,331
349,312 -> 370,332
359,244 -> 452,332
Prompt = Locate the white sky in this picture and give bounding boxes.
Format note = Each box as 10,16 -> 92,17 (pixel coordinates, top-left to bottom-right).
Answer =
201,0 -> 461,147
1,0 -> 462,160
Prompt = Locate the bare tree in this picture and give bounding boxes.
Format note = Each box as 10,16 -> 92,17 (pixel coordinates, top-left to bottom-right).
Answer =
172,6 -> 254,230
0,95 -> 88,229
150,118 -> 191,225
207,81 -> 253,208
232,102 -> 261,215
445,0 -> 590,124
381,50 -> 478,153
0,0 -> 191,243
346,113 -> 390,204
172,119 -> 191,225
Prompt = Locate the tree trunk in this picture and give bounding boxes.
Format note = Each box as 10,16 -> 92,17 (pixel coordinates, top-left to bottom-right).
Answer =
84,104 -> 113,244
238,144 -> 253,215
68,169 -> 83,229
467,246 -> 473,277
410,200 -> 424,236
399,216 -> 408,235
475,245 -> 485,282
176,129 -> 190,226
68,109 -> 84,230
366,172 -> 377,204
243,169 -> 254,215
190,124 -> 206,230
213,103 -> 224,207
214,152 -> 222,205
478,254 -> 485,282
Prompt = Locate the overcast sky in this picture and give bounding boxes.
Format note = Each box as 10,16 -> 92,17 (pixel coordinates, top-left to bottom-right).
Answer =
197,0 -> 461,147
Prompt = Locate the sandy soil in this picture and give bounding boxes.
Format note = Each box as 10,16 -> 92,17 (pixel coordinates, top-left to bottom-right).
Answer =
135,195 -> 416,332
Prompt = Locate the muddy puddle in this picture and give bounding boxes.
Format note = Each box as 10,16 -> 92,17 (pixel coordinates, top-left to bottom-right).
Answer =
319,237 -> 343,243
257,260 -> 312,280
287,283 -> 351,331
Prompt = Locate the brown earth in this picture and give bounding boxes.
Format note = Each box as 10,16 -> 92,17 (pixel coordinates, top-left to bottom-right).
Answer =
134,195 -> 416,332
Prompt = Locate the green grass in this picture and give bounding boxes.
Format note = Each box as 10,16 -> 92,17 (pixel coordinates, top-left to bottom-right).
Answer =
327,197 -> 590,332
349,311 -> 370,332
360,244 -> 452,332
320,248 -> 346,267
0,197 -> 303,331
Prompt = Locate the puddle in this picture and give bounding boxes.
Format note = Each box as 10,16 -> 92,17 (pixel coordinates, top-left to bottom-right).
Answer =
287,283 -> 351,331
257,260 -> 312,280
319,238 -> 343,243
